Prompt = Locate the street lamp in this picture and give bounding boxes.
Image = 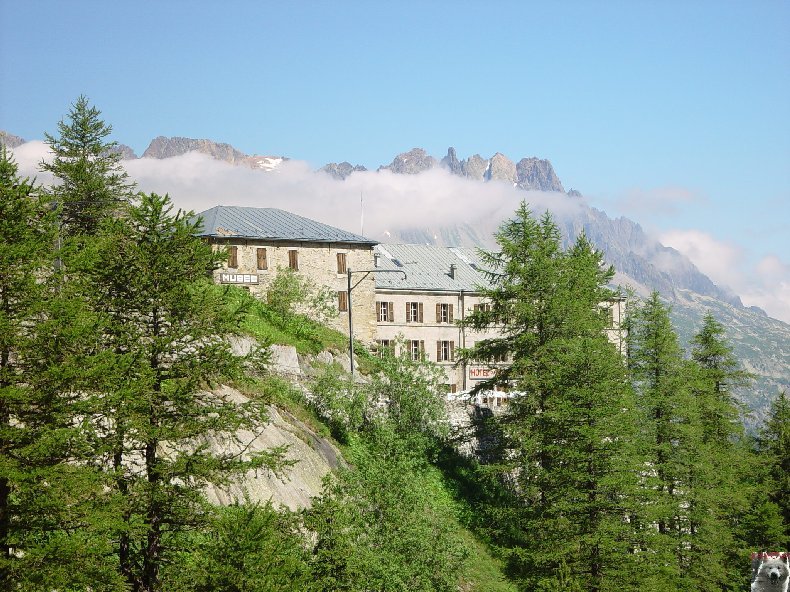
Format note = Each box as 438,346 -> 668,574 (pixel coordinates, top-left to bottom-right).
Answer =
347,267 -> 406,377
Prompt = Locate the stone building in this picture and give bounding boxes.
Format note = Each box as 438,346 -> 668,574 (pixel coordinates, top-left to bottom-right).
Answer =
195,205 -> 378,341
372,243 -> 507,397
373,243 -> 626,400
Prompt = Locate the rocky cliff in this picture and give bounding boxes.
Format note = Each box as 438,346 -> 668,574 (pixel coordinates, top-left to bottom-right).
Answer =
141,136 -> 286,170
321,161 -> 368,180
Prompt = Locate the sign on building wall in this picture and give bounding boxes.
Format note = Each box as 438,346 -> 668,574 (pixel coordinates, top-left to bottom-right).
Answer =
220,273 -> 259,284
468,366 -> 497,381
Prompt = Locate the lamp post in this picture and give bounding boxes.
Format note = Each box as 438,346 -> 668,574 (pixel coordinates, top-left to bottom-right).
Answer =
347,267 -> 406,378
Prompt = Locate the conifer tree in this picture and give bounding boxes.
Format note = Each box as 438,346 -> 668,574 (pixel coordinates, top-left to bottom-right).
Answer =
41,95 -> 134,236
460,203 -> 650,591
627,294 -> 745,590
81,192 -> 284,592
757,391 -> 790,549
0,146 -> 124,589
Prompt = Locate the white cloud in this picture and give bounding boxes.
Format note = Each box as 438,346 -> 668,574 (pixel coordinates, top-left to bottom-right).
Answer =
661,229 -> 790,323
11,142 -> 790,324
603,186 -> 707,219
120,151 -> 586,247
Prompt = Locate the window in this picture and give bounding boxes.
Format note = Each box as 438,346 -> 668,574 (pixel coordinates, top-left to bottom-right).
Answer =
436,303 -> 454,323
338,291 -> 348,312
337,252 -> 347,274
436,340 -> 455,362
377,301 -> 394,322
227,245 -> 238,268
410,340 -> 425,361
256,248 -> 268,270
288,249 -> 299,270
441,383 -> 458,394
375,339 -> 392,357
406,301 -> 423,323
473,302 -> 491,314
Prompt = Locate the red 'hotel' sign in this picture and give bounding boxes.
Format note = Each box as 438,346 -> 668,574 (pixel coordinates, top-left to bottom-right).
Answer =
468,366 -> 497,381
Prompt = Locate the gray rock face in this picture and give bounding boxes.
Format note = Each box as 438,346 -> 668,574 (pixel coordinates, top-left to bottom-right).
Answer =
143,136 -> 249,163
516,157 -> 565,192
321,161 -> 368,180
440,147 -> 463,175
378,147 -> 437,174
142,136 -> 285,170
433,147 -> 565,192
0,131 -> 26,148
204,387 -> 341,511
109,143 -> 138,160
462,154 -> 490,180
485,152 -> 517,183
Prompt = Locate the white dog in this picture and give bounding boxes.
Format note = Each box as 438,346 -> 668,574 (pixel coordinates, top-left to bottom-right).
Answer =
752,552 -> 790,592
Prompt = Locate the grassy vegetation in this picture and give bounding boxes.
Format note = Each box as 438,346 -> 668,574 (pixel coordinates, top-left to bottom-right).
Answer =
219,284 -> 517,590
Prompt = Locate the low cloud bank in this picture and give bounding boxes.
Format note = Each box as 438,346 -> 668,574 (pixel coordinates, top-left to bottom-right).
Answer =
10,142 -> 790,324
661,229 -> 790,323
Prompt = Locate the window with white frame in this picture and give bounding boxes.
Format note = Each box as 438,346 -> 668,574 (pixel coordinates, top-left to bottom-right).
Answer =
436,303 -> 454,323
406,301 -> 423,323
410,340 -> 425,361
377,301 -> 394,322
436,340 -> 455,362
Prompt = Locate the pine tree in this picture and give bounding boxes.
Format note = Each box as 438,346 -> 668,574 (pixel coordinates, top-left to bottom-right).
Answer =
690,312 -> 752,444
0,146 -> 125,589
459,203 -> 650,591
626,294 -> 747,590
756,391 -> 790,549
81,192 -> 284,592
41,95 -> 134,236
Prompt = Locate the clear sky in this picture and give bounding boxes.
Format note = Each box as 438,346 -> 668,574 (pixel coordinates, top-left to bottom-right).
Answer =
1,0 -> 789,320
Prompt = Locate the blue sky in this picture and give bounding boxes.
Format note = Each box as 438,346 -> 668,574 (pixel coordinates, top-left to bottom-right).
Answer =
1,0 -> 789,320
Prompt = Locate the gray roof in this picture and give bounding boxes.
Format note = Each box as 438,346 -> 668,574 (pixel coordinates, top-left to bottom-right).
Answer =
194,205 -> 378,245
374,243 -> 492,292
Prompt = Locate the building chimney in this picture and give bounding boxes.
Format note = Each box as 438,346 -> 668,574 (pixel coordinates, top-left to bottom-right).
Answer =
449,263 -> 456,279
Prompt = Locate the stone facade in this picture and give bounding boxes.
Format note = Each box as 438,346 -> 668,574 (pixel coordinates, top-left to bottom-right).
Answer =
208,237 -> 377,342
374,288 -> 505,394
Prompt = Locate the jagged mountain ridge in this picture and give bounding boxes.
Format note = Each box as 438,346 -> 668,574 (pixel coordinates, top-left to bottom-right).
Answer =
368,146 -> 565,192
141,136 -> 286,170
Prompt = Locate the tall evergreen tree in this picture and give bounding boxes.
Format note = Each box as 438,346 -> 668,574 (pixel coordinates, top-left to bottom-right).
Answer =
627,294 -> 745,590
81,192 -> 284,592
690,312 -> 752,444
41,95 -> 134,236
0,146 -> 124,589
756,391 -> 790,549
459,203 -> 650,591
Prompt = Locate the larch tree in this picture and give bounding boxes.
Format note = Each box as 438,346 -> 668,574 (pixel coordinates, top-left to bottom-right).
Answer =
81,192 -> 285,592
756,391 -> 790,550
626,293 -> 743,590
0,145 -> 124,589
41,95 -> 134,237
459,203 -> 650,591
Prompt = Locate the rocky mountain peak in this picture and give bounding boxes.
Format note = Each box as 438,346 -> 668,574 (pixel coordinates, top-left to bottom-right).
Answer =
440,147 -> 463,175
515,157 -> 564,192
143,136 -> 248,163
485,152 -> 517,183
141,136 -> 285,170
321,161 -> 368,180
378,148 -> 437,174
0,131 -> 26,148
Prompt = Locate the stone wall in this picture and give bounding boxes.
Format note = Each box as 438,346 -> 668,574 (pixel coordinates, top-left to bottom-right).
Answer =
209,238 -> 377,342
374,289 -> 504,392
